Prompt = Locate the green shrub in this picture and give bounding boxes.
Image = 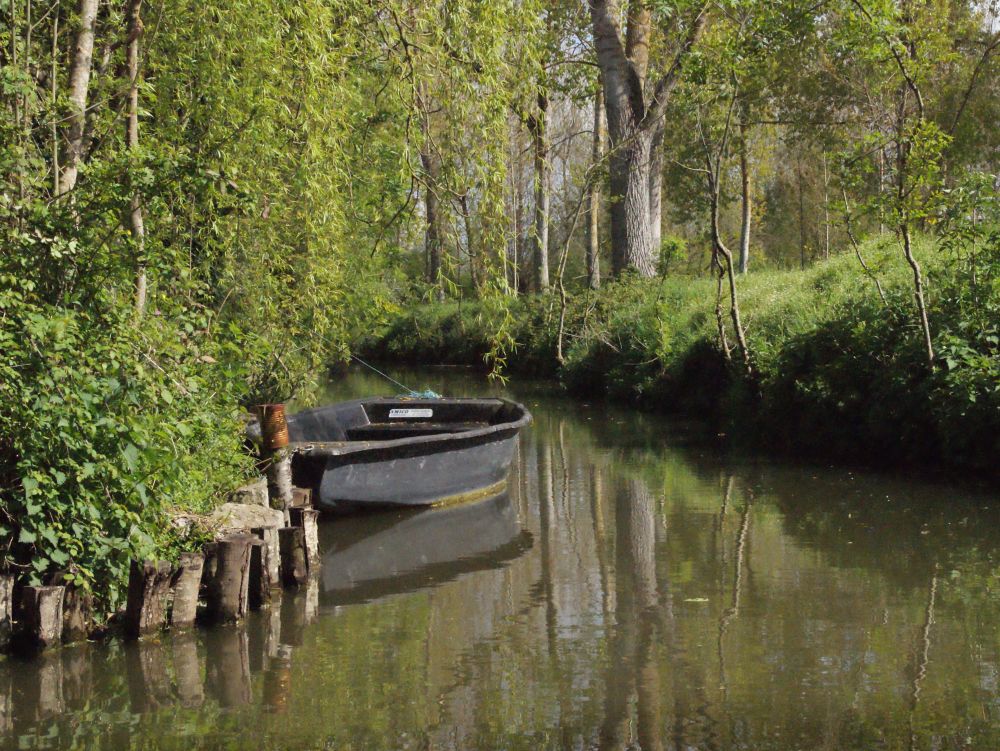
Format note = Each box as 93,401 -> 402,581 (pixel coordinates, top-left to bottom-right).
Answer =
0,280 -> 251,612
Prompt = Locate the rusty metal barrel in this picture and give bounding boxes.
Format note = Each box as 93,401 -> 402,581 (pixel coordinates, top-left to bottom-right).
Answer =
256,404 -> 289,450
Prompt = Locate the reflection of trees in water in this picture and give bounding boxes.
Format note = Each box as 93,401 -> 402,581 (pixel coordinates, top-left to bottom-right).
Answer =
598,474 -> 666,751
0,400 -> 995,750
717,479 -> 752,703
908,565 -> 938,751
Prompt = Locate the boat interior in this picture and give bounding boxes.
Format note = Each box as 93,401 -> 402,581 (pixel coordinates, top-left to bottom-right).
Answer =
286,398 -> 525,443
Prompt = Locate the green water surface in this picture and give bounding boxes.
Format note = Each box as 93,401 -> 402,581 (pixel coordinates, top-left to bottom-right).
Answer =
1,368 -> 997,750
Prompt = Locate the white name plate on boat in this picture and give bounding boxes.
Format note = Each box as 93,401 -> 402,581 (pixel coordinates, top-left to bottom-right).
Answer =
388,408 -> 433,419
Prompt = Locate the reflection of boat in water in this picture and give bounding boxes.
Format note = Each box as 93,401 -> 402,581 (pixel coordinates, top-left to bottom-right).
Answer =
319,492 -> 532,605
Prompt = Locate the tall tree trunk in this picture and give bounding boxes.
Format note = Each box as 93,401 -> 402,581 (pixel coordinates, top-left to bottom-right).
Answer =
608,132 -> 655,276
587,84 -> 605,290
418,86 -> 444,302
822,152 -> 831,260
459,193 -> 480,291
506,116 -> 520,292
60,0 -> 99,196
421,157 -> 443,302
51,6 -> 60,196
590,0 -> 708,279
530,89 -> 550,293
125,0 -> 146,315
797,157 -> 806,269
737,121 -> 751,274
648,121 -> 664,260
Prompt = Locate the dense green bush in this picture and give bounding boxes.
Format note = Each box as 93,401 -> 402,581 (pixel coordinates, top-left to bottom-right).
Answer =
0,280 -> 251,611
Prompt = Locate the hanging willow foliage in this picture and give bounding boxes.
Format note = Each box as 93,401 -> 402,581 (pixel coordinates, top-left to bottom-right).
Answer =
0,0 -> 544,607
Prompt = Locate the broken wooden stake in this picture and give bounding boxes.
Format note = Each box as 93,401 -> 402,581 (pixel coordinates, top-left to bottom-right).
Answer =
265,449 -> 294,511
170,551 -> 205,629
290,486 -> 312,508
21,586 -> 66,650
124,560 -> 172,639
251,526 -> 280,588
247,538 -> 269,609
278,526 -> 309,587
288,507 -> 320,566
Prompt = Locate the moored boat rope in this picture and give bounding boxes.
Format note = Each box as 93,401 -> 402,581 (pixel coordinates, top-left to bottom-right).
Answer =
349,354 -> 441,399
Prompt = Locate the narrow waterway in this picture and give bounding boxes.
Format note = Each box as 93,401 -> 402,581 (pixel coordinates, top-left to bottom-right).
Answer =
2,368 -> 998,750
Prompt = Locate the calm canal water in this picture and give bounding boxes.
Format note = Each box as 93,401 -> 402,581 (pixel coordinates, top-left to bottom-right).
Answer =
1,368 -> 998,750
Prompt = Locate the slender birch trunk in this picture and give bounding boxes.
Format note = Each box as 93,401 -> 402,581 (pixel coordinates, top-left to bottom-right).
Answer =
587,84 -> 605,289
60,0 -> 99,196
530,88 -> 550,293
418,85 -> 444,302
648,120 -> 664,259
51,6 -> 60,196
737,120 -> 751,274
125,0 -> 147,315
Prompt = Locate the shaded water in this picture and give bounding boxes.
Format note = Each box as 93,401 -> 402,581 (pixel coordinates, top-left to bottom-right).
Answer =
2,368 -> 998,750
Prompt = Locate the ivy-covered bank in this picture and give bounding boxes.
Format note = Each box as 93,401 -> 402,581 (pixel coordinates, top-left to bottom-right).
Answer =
361,238 -> 1000,479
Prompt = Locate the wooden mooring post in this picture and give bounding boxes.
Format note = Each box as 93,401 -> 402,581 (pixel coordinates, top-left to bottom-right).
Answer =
61,585 -> 93,644
125,560 -> 172,639
170,552 -> 205,629
290,487 -> 312,508
21,586 -> 65,650
248,538 -> 271,609
251,526 -> 280,589
257,404 -> 293,513
203,535 -> 254,623
0,465 -> 327,656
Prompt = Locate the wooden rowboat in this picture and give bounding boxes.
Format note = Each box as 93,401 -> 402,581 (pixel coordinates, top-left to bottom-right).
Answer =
267,397 -> 531,512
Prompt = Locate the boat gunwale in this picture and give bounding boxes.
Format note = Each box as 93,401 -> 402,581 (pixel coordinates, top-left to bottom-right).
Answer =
284,397 -> 532,459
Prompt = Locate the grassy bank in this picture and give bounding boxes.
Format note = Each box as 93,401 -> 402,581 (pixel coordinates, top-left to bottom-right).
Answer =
361,237 -> 1000,477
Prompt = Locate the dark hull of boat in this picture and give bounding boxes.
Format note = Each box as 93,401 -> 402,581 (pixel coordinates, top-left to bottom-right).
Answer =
274,397 -> 531,511
317,431 -> 518,509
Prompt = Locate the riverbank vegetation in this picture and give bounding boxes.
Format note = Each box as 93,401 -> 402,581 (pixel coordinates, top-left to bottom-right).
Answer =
2,0 -> 999,610
362,234 -> 1000,474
